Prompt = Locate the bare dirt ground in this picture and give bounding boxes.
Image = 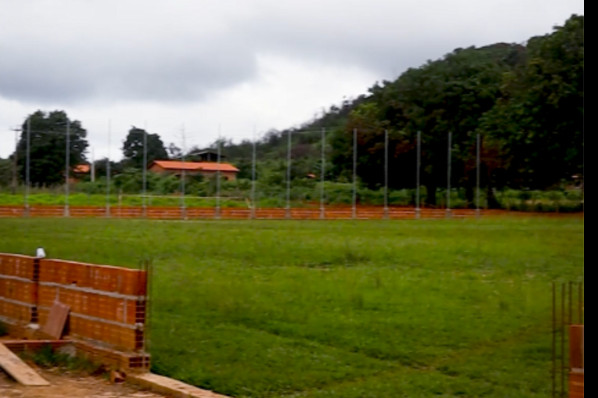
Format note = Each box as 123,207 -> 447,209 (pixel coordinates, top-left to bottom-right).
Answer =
0,366 -> 168,398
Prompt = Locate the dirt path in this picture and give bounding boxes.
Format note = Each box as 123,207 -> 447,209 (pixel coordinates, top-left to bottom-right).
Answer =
0,366 -> 168,398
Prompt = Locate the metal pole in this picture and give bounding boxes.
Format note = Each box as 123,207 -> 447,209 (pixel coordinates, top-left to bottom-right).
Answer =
106,121 -> 111,218
25,118 -> 30,216
384,129 -> 389,219
446,131 -> 452,218
216,137 -> 221,219
180,126 -> 186,220
251,136 -> 257,219
11,128 -> 18,194
561,283 -> 566,397
320,127 -> 326,220
142,126 -> 147,217
415,130 -> 421,219
64,119 -> 70,217
285,130 -> 291,219
552,282 -> 556,398
476,133 -> 481,218
352,128 -> 357,220
91,148 -> 95,183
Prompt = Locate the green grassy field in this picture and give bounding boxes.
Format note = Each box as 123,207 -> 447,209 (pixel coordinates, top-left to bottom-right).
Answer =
0,216 -> 584,397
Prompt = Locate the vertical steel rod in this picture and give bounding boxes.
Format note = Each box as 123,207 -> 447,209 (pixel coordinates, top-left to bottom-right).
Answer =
446,131 -> 452,218
106,121 -> 111,218
320,127 -> 326,220
142,126 -> 147,217
561,283 -> 566,397
476,133 -> 481,218
180,126 -> 186,220
64,120 -> 70,217
384,129 -> 389,219
251,135 -> 257,220
352,128 -> 357,220
25,118 -> 30,216
216,136 -> 221,219
552,282 -> 556,398
286,130 -> 291,219
415,131 -> 421,219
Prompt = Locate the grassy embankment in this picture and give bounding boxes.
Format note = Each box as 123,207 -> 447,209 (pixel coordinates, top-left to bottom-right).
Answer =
0,216 -> 584,397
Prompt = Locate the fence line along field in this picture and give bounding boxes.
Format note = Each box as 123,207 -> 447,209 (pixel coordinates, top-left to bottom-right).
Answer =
0,216 -> 584,398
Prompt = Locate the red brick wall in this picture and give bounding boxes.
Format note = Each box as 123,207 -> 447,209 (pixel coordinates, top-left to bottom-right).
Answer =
0,253 -> 147,353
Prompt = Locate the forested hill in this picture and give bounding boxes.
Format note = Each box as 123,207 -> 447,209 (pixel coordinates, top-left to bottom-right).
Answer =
216,14 -> 583,203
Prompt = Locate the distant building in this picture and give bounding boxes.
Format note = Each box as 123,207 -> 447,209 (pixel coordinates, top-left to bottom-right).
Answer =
148,160 -> 240,181
69,164 -> 91,183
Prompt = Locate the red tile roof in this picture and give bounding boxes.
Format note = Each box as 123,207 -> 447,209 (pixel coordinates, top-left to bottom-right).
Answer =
152,160 -> 239,172
73,164 -> 90,173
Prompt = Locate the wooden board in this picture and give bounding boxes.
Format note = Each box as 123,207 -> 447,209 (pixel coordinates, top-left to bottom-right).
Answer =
41,301 -> 70,339
0,343 -> 50,386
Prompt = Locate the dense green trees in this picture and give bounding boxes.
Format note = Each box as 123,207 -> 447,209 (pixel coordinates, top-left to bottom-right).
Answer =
121,127 -> 169,169
323,15 -> 583,206
15,110 -> 89,186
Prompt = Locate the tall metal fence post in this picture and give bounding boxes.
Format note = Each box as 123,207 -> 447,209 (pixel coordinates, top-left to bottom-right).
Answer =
142,126 -> 147,218
384,129 -> 389,219
320,127 -> 326,220
251,136 -> 257,220
106,121 -> 111,218
415,130 -> 421,219
446,131 -> 452,218
476,133 -> 481,218
25,117 -> 30,217
285,130 -> 292,219
64,119 -> 70,217
352,128 -> 357,220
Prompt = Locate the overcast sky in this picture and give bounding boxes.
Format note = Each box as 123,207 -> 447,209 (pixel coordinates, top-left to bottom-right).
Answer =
0,0 -> 584,161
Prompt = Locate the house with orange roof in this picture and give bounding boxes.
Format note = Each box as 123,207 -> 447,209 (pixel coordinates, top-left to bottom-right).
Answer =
148,160 -> 240,181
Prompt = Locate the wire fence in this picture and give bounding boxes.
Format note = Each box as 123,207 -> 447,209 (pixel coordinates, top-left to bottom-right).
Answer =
1,124 -> 584,219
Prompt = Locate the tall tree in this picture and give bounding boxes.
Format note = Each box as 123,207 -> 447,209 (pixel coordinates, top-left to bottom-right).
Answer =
16,110 -> 88,186
121,127 -> 168,169
480,14 -> 584,189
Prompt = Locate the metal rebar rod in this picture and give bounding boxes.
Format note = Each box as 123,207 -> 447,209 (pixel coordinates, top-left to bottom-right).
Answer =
384,129 -> 389,219
142,127 -> 147,217
446,131 -> 452,218
352,128 -> 357,220
216,138 -> 221,219
415,131 -> 421,219
25,118 -> 30,216
476,133 -> 481,218
561,283 -> 565,397
320,127 -> 326,220
106,121 -> 111,217
552,282 -> 557,398
286,130 -> 291,219
251,137 -> 256,220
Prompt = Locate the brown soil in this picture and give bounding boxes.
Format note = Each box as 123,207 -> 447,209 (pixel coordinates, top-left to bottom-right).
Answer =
0,365 -> 168,398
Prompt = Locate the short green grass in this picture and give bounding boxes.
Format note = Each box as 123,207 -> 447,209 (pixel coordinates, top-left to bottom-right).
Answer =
0,216 -> 584,397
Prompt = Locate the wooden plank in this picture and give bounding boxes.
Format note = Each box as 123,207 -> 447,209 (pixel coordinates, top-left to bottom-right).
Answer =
41,301 -> 70,339
0,343 -> 50,386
